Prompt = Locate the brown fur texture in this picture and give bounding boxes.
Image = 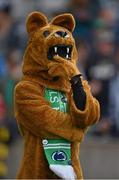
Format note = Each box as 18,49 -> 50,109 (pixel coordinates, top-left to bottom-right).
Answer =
14,12 -> 100,179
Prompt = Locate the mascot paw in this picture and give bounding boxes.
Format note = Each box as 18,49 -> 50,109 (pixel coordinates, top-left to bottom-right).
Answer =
48,55 -> 79,80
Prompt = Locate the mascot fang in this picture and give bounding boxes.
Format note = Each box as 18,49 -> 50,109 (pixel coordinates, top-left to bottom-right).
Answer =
14,11 -> 100,179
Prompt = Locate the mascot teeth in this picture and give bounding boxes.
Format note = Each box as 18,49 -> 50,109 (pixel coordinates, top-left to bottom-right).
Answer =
48,44 -> 72,60
54,47 -> 57,53
67,47 -> 69,53
66,54 -> 69,59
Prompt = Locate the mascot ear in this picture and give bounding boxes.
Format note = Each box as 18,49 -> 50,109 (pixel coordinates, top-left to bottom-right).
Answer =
26,11 -> 48,35
51,13 -> 75,32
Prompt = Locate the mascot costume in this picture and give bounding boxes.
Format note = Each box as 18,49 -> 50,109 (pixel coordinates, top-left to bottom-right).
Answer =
14,11 -> 100,179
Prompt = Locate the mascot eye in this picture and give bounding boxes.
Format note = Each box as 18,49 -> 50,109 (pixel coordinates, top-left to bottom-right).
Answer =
63,31 -> 70,38
43,30 -> 50,37
64,33 -> 70,38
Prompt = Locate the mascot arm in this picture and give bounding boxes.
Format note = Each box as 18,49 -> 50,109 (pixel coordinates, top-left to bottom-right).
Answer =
70,79 -> 100,128
14,81 -> 84,141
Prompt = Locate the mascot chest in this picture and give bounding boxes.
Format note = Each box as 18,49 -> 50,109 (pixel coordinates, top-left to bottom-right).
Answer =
45,88 -> 69,113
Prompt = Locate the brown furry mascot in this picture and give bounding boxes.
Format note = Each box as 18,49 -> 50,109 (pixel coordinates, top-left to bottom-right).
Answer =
14,11 -> 100,179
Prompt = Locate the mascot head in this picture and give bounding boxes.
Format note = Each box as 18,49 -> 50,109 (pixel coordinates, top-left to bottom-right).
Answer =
22,12 -> 78,91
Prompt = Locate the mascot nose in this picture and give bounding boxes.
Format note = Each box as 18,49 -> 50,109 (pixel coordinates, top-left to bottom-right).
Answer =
55,31 -> 67,37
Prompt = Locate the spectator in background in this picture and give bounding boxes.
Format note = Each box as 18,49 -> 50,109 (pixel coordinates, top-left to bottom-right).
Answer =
0,1 -> 22,144
108,45 -> 119,137
0,3 -> 24,177
86,7 -> 117,136
0,1 -> 23,79
86,27 -> 115,135
3,50 -> 22,142
0,2 -> 12,79
76,39 -> 90,79
68,0 -> 100,43
0,2 -> 20,55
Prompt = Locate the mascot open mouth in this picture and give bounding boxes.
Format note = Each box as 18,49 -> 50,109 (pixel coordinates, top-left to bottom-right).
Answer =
47,44 -> 72,60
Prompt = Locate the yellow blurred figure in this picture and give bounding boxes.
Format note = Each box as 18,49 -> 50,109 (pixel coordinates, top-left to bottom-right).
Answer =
0,144 -> 9,159
0,162 -> 8,177
0,127 -> 10,142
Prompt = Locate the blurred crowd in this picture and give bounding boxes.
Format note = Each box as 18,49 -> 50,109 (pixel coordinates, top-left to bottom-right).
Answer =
0,0 -> 119,177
